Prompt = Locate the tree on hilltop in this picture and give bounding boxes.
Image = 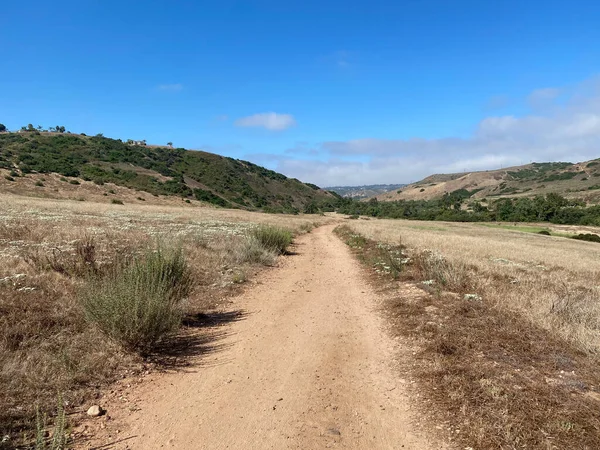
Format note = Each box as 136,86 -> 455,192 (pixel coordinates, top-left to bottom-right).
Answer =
0,124 -> 6,132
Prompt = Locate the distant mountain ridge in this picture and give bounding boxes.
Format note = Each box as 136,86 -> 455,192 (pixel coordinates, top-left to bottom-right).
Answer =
375,160 -> 600,204
327,184 -> 406,199
0,132 -> 335,212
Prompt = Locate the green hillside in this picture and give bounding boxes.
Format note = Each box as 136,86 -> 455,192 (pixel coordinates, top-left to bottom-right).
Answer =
0,132 -> 335,212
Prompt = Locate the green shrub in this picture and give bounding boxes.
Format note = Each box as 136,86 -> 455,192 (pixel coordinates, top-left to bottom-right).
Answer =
538,230 -> 551,236
250,226 -> 293,255
571,233 -> 600,243
79,246 -> 192,352
68,180 -> 80,185
36,396 -> 68,450
111,199 -> 124,205
35,180 -> 45,187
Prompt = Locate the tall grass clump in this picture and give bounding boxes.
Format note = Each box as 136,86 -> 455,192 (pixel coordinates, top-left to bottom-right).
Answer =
251,225 -> 293,255
79,245 -> 192,353
413,249 -> 473,292
234,236 -> 278,266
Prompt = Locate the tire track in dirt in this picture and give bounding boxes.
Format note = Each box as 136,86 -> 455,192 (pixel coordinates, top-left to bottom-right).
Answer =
83,224 -> 443,449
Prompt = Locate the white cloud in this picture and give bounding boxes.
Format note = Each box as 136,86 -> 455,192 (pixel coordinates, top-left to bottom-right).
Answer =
157,83 -> 183,92
528,87 -> 560,107
235,112 -> 297,131
261,77 -> 600,186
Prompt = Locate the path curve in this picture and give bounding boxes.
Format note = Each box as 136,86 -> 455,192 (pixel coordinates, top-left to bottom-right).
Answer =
85,224 -> 441,449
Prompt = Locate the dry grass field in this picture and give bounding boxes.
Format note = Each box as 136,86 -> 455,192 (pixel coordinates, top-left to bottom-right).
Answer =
345,218 -> 600,353
337,218 -> 600,448
0,193 -> 330,446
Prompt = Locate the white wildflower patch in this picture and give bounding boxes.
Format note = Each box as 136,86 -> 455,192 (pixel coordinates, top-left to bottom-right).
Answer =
0,273 -> 26,283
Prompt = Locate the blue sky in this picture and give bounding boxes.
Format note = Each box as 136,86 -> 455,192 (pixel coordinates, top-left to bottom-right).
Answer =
1,0 -> 600,186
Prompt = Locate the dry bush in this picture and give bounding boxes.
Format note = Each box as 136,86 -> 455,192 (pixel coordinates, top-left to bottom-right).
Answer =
412,249 -> 474,292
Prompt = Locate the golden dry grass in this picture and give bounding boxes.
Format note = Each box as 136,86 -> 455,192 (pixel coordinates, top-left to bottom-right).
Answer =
0,193 -> 332,445
335,223 -> 600,449
344,218 -> 600,354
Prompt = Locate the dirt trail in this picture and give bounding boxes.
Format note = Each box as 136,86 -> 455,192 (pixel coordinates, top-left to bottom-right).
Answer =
86,225 -> 441,449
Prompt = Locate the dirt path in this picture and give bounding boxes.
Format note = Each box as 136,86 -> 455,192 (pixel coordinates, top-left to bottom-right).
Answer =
84,225 -> 441,449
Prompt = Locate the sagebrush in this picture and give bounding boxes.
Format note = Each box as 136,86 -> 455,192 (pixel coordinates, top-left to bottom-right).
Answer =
251,226 -> 293,255
79,245 -> 192,352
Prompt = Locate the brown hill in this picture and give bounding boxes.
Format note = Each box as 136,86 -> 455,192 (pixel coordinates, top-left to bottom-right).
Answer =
375,160 -> 600,204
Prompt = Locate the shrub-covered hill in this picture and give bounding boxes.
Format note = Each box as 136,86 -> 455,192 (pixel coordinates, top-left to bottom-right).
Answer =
0,132 -> 335,212
376,160 -> 600,204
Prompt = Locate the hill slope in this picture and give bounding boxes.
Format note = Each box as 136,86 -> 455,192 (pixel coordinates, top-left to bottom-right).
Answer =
0,132 -> 334,211
327,184 -> 406,199
376,160 -> 600,204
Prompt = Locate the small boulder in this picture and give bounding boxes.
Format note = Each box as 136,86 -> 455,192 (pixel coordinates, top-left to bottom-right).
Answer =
87,405 -> 105,417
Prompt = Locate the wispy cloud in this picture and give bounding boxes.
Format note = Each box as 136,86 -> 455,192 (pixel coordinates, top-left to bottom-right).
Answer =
321,50 -> 353,69
157,83 -> 183,92
484,95 -> 510,111
334,50 -> 351,68
235,112 -> 297,131
527,87 -> 560,108
285,142 -> 321,156
258,76 -> 600,186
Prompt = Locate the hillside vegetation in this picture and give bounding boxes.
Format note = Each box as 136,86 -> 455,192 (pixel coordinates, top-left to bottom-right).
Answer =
327,183 -> 406,199
377,160 -> 600,204
0,132 -> 335,213
340,190 -> 600,227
